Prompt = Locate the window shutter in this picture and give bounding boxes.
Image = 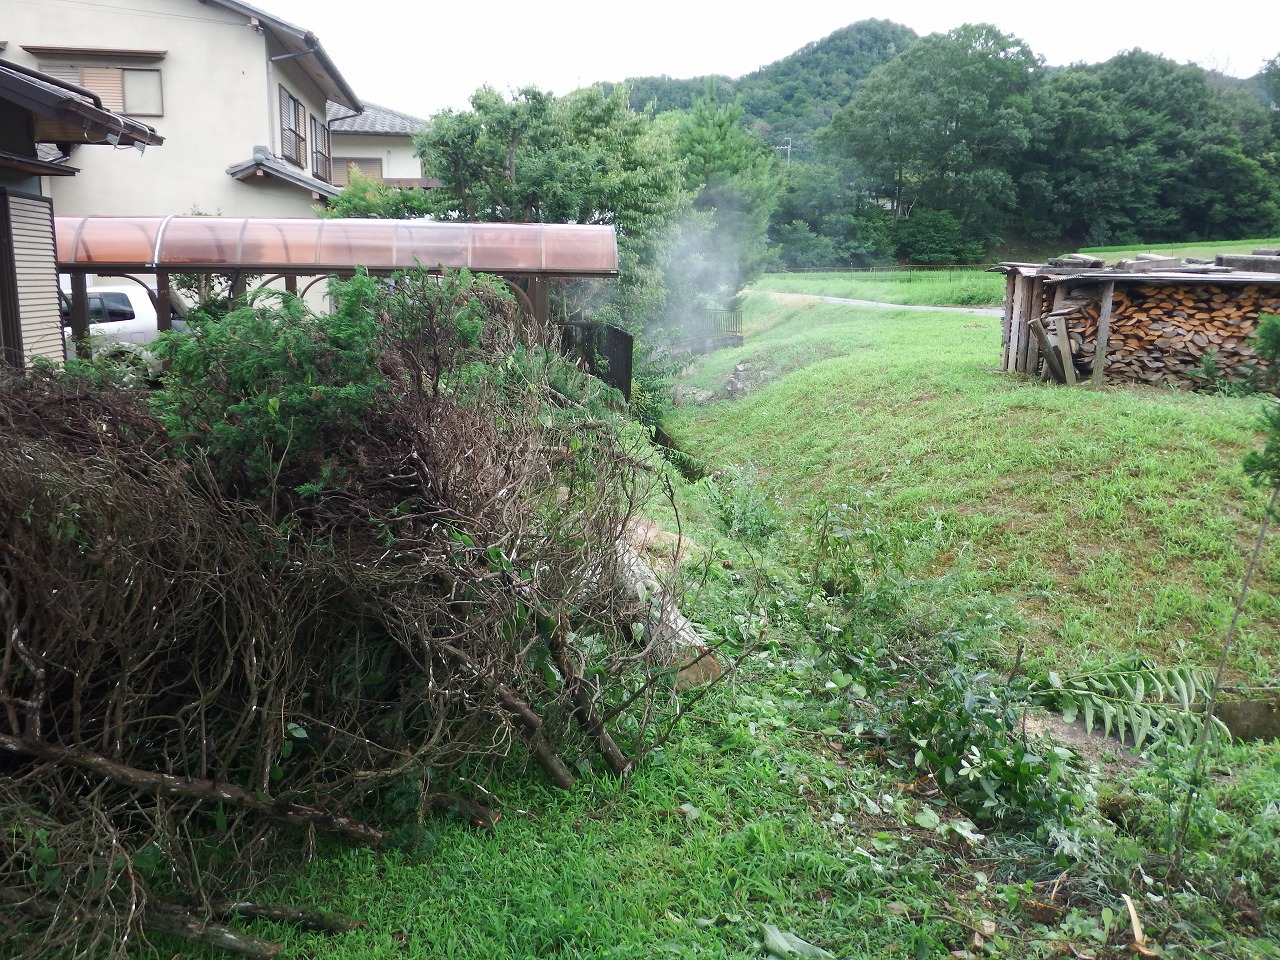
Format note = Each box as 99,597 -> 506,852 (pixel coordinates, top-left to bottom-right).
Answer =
3,194 -> 63,364
80,66 -> 126,113
37,63 -> 81,86
332,158 -> 383,187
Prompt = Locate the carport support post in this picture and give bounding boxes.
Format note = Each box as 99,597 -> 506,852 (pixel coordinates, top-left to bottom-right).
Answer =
68,273 -> 90,360
1091,280 -> 1116,390
530,276 -> 549,325
155,272 -> 172,333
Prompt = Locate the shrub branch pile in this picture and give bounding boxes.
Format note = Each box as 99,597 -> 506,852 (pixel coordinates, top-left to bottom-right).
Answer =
0,270 -> 683,958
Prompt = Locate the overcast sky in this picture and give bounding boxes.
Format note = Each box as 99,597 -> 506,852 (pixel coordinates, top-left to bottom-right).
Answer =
259,0 -> 1276,120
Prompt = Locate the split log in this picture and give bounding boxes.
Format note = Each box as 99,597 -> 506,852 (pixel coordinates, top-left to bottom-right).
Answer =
1033,280 -> 1280,387
616,541 -> 722,689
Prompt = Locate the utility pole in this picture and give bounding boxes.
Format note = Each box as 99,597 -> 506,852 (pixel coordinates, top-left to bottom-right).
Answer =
777,138 -> 791,168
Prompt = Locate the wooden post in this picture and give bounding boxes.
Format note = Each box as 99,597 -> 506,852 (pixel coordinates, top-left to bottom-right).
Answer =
1091,280 -> 1116,389
1052,313 -> 1077,385
1012,276 -> 1031,372
155,272 -> 172,333
69,272 -> 90,360
1020,278 -> 1043,375
1000,272 -> 1016,369
1029,319 -> 1065,383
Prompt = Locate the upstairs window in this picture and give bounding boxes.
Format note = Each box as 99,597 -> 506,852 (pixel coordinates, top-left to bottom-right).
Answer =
39,63 -> 164,117
279,86 -> 306,167
310,116 -> 332,183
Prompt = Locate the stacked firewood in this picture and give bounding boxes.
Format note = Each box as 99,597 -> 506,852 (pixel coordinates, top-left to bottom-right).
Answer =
1057,282 -> 1280,385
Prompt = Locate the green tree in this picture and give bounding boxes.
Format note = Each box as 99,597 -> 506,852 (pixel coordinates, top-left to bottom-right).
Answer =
1017,52 -> 1280,245
670,97 -> 781,312
322,167 -> 434,220
416,85 -> 689,335
769,160 -> 893,267
825,23 -> 1039,253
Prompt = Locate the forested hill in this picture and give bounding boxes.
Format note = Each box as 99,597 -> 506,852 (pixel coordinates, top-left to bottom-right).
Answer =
602,19 -> 919,158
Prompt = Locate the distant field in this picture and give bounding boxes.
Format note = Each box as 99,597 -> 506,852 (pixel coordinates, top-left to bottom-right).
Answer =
755,268 -> 1005,307
1078,237 -> 1280,261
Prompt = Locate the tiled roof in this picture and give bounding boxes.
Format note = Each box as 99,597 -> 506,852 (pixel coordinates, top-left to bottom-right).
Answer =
328,102 -> 426,136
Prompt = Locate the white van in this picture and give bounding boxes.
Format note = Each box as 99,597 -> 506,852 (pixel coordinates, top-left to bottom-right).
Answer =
60,285 -> 186,372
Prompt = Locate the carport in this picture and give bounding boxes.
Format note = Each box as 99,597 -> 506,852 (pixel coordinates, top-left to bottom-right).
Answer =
55,215 -> 631,394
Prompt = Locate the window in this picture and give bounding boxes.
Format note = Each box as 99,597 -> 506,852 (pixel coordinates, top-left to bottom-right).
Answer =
332,157 -> 382,188
39,63 -> 163,117
310,116 -> 332,183
279,86 -> 306,167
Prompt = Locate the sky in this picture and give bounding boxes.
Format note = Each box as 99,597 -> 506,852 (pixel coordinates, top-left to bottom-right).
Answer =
258,0 -> 1278,120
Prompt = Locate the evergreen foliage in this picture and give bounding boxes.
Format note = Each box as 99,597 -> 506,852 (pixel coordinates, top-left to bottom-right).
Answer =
668,98 -> 781,315
415,85 -> 689,336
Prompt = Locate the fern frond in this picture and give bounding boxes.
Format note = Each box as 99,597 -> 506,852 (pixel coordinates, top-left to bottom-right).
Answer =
1030,658 -> 1229,751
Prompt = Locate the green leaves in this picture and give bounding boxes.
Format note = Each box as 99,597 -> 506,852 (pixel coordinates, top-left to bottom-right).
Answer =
1030,658 -> 1228,752
761,923 -> 836,959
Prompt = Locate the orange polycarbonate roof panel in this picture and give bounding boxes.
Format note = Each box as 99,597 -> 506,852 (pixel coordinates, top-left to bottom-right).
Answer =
55,217 -> 619,276
58,217 -> 162,265
160,217 -> 252,265
542,224 -> 620,273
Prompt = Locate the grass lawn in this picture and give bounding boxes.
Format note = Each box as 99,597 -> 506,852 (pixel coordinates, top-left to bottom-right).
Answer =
667,292 -> 1280,681
146,277 -> 1280,960
754,270 -> 1006,308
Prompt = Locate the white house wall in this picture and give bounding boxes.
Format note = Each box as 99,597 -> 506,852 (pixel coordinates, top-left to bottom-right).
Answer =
6,0 -> 336,218
331,134 -> 423,180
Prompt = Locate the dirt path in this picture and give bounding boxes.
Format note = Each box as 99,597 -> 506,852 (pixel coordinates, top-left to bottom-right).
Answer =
765,290 -> 1003,317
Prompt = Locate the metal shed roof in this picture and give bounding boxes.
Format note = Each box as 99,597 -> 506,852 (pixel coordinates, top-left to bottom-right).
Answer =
54,216 -> 619,277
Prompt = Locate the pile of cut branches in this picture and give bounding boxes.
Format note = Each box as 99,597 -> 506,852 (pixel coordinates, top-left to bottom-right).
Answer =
0,269 -> 699,958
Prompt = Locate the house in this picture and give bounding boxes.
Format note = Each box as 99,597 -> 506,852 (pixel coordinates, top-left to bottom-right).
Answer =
0,59 -> 162,366
2,0 -> 361,218
328,102 -> 433,189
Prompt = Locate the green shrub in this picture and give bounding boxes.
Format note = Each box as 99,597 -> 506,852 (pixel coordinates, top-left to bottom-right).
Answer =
699,463 -> 783,545
833,633 -> 1089,825
150,272 -> 385,495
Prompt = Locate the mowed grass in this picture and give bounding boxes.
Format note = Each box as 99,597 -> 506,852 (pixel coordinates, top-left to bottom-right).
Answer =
754,269 -> 1006,308
666,292 -> 1280,681
150,668 -> 964,960
1078,236 -> 1280,262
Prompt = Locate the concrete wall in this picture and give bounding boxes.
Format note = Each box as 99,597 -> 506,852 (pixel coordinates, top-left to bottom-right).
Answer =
6,0 -> 335,218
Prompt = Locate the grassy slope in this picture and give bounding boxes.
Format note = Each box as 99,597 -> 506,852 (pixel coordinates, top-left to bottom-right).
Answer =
148,282 -> 1280,960
1078,237 -> 1280,261
668,293 -> 1280,680
754,270 -> 1005,308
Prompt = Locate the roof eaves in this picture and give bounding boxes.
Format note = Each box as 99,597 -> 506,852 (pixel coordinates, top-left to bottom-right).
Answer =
0,147 -> 80,177
225,153 -> 341,198
0,61 -> 163,147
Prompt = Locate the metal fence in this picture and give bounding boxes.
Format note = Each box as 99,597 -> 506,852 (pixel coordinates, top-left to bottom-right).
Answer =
700,308 -> 743,337
558,322 -> 633,401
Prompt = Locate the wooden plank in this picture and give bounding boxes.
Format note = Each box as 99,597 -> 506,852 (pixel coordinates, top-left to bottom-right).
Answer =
1014,276 -> 1036,373
1091,280 -> 1116,389
1024,278 -> 1044,375
1052,313 -> 1077,385
1000,272 -> 1016,369
1030,319 -> 1065,383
